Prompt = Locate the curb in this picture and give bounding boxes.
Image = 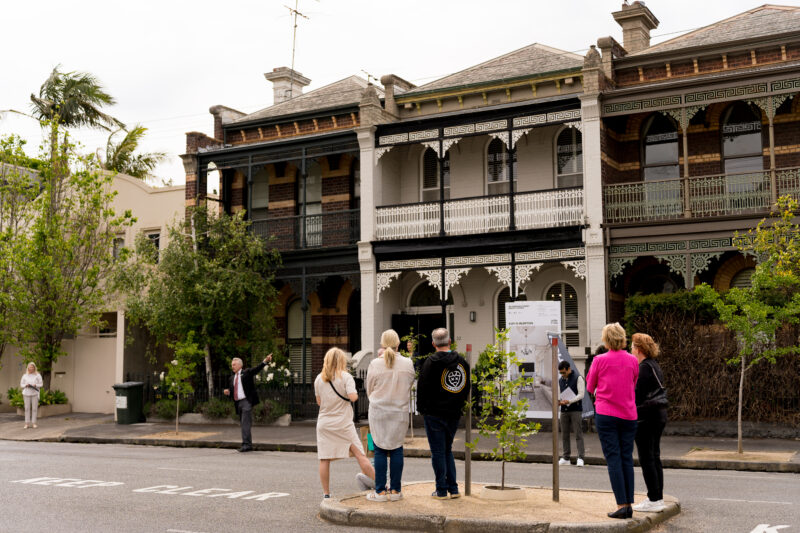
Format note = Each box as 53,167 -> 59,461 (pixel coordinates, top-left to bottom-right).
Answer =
33,435 -> 799,473
319,484 -> 681,532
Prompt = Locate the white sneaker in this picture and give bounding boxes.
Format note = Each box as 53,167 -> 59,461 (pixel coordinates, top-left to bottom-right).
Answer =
576,458 -> 584,467
366,491 -> 387,502
558,458 -> 570,466
388,491 -> 403,502
633,499 -> 666,512
356,473 -> 375,491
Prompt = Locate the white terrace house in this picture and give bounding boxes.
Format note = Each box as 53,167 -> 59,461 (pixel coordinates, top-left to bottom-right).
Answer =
355,43 -> 608,365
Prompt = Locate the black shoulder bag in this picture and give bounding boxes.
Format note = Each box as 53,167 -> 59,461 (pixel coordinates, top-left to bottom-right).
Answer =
641,360 -> 668,409
329,381 -> 353,403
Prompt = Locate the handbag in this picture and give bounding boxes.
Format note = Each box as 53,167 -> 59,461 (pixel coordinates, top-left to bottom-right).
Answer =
329,381 -> 353,403
641,361 -> 668,409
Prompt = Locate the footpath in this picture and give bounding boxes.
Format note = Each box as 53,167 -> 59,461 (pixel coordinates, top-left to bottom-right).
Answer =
1,412 -> 798,532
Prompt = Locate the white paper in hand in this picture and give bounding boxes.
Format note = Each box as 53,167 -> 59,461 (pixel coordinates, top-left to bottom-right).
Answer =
559,387 -> 576,402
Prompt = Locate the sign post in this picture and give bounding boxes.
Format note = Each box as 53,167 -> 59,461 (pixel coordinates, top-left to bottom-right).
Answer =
551,334 -> 559,502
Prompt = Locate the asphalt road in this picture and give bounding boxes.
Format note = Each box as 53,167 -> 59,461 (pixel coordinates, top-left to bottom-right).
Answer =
0,441 -> 796,533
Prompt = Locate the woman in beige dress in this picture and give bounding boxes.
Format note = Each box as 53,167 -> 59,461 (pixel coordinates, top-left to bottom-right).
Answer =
20,362 -> 43,429
315,347 -> 375,499
366,329 -> 415,501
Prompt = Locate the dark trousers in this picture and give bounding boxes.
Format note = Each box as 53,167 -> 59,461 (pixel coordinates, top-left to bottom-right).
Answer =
595,413 -> 637,505
560,410 -> 585,460
237,398 -> 253,447
374,445 -> 404,493
635,409 -> 667,501
423,415 -> 460,497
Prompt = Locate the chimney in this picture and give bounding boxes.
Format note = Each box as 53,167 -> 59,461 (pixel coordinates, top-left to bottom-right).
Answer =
380,74 -> 415,117
612,1 -> 659,54
264,67 -> 311,104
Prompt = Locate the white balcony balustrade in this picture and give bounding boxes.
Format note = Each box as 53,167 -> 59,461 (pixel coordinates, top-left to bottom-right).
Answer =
375,187 -> 584,241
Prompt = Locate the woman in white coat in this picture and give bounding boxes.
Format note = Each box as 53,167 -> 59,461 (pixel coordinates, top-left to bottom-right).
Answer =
366,329 -> 415,501
20,362 -> 43,429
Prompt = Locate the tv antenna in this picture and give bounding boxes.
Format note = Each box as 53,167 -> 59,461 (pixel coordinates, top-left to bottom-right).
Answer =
284,0 -> 317,100
361,70 -> 379,85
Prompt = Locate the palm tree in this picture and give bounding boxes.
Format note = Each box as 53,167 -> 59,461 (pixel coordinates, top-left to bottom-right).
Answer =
103,125 -> 168,180
30,66 -> 123,131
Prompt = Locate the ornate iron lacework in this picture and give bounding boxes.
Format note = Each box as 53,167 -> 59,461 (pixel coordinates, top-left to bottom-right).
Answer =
770,77 -> 800,92
657,254 -> 687,278
512,129 -> 531,147
408,129 -> 438,142
562,260 -> 587,280
609,257 -> 636,280
445,254 -> 512,266
444,268 -> 470,299
516,247 -> 585,261
749,94 -> 794,120
485,265 -> 512,288
442,138 -> 461,154
515,263 -> 543,293
417,269 -> 443,299
488,131 -> 510,148
379,133 -> 408,145
375,146 -> 394,163
376,271 -> 402,302
685,83 -> 769,104
690,252 -> 722,278
603,95 -> 682,115
444,124 -> 475,137
609,242 -> 686,255
475,120 -> 507,133
380,258 -> 441,270
421,140 -> 440,157
689,237 -> 732,250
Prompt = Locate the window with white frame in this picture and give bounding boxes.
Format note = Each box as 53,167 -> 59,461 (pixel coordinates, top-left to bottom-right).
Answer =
642,114 -> 680,181
422,148 -> 450,202
486,138 -> 516,195
250,166 -> 269,221
722,102 -> 764,174
556,127 -> 583,188
544,281 -> 579,347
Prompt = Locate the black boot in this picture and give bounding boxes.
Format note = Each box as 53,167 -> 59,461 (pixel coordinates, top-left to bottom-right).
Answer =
607,506 -> 632,519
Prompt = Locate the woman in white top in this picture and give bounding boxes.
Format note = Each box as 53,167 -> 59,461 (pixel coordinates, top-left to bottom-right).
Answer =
314,347 -> 375,499
365,329 -> 415,502
20,362 -> 43,429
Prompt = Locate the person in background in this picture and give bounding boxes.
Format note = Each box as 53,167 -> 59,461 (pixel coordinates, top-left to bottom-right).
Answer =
586,323 -> 639,519
417,328 -> 469,500
557,360 -> 586,467
365,329 -> 415,502
631,333 -> 668,513
20,362 -> 43,429
223,353 -> 272,452
314,347 -> 375,500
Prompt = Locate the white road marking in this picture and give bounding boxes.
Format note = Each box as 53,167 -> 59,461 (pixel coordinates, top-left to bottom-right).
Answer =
706,497 -> 793,505
166,530 -> 209,533
157,467 -> 208,472
749,525 -> 790,533
133,484 -> 289,500
10,477 -> 124,488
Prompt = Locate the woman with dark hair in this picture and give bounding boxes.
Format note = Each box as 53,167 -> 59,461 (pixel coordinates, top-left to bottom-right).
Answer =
586,323 -> 639,519
631,333 -> 668,513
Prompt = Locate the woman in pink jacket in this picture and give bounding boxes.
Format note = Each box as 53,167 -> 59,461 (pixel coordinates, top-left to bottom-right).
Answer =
586,323 -> 639,519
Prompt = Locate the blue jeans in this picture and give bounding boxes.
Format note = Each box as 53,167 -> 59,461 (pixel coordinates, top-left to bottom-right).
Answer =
595,413 -> 637,505
423,415 -> 460,496
374,445 -> 404,493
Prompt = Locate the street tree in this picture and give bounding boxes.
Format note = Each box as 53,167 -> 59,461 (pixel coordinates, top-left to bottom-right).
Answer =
0,136 -> 41,369
102,125 -> 167,180
117,205 -> 281,397
695,195 -> 800,453
8,123 -> 134,389
165,333 -> 203,434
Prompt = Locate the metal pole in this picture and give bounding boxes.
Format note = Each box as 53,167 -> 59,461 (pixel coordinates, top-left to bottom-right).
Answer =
508,129 -> 516,231
465,345 -> 472,496
439,136 -> 445,237
551,335 -> 559,502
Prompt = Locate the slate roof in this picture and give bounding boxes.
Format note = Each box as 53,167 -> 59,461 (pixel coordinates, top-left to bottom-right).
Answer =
632,4 -> 800,56
403,43 -> 583,97
232,75 -> 383,124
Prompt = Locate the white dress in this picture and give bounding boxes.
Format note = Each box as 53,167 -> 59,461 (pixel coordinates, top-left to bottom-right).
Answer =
314,372 -> 364,460
367,354 -> 415,450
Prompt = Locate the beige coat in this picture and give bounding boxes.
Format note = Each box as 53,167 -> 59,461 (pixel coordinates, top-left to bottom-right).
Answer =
314,371 -> 363,460
366,353 -> 415,450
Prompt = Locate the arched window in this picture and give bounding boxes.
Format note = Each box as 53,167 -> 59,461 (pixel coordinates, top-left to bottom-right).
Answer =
496,286 -> 527,330
556,127 -> 583,188
730,267 -> 755,289
722,102 -> 763,174
422,148 -> 450,202
642,114 -> 679,181
486,138 -> 517,195
250,166 -> 269,221
286,299 -> 312,383
545,282 -> 579,347
409,282 -> 453,306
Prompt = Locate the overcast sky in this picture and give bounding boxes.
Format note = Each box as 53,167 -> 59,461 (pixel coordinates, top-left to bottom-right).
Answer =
0,0 -> 776,185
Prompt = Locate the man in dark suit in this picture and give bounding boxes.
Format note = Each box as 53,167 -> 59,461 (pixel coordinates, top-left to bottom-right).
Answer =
224,354 -> 271,452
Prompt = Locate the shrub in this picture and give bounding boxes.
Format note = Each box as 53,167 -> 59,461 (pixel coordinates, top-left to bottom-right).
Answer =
253,399 -> 287,424
152,398 -> 192,420
199,397 -> 234,419
6,387 -> 67,407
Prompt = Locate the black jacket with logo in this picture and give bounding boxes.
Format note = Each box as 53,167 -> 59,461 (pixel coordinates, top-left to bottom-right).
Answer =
417,350 -> 470,419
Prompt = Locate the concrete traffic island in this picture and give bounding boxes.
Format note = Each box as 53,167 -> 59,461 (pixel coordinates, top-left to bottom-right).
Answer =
320,481 -> 680,532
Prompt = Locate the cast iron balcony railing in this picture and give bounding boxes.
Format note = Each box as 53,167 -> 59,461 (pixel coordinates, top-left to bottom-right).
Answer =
375,187 -> 583,240
603,167 -> 800,224
251,209 -> 360,251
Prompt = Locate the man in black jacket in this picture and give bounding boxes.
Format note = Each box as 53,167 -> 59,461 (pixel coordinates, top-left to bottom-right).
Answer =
224,354 -> 271,452
557,360 -> 586,466
417,328 -> 469,499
